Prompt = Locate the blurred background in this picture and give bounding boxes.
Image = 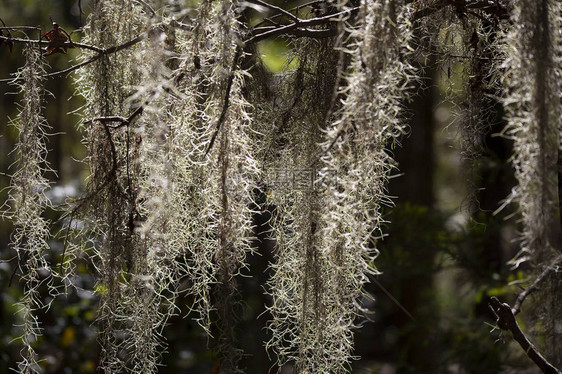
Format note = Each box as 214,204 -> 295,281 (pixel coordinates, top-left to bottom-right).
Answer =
0,1 -> 541,373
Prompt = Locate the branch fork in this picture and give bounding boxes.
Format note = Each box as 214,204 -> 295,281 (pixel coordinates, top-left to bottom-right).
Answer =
488,257 -> 562,374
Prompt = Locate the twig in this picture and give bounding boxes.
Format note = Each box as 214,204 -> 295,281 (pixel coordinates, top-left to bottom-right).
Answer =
84,106 -> 144,129
0,8 -> 345,84
304,122 -> 346,171
54,168 -> 116,227
512,255 -> 562,315
55,116 -> 129,225
252,0 -> 325,28
135,0 -> 157,17
0,26 -> 41,31
249,25 -> 337,42
373,277 -> 416,322
0,33 -> 146,83
204,45 -> 242,156
8,258 -> 20,287
0,35 -> 103,53
245,7 -> 358,44
489,297 -> 561,374
446,53 -> 503,61
55,105 -> 144,225
249,0 -> 299,22
82,70 -> 183,135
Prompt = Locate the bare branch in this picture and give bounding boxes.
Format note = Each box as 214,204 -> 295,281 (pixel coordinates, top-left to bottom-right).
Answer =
1,7 -> 349,85
0,33 -> 145,83
252,0 -> 325,28
249,0 -> 299,22
0,34 -> 103,53
84,106 -> 144,129
245,7 -> 358,43
0,26 -> 41,31
489,297 -> 561,374
205,45 -> 242,156
55,118 -> 127,226
512,255 -> 562,315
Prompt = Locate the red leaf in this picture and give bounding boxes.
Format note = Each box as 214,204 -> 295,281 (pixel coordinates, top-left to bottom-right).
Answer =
42,23 -> 73,56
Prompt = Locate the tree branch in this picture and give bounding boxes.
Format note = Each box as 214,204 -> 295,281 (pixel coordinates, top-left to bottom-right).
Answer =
245,7 -> 358,44
0,34 -> 103,53
84,106 -> 144,129
0,0 -> 511,84
488,257 -> 562,374
205,45 -> 242,156
252,0 -> 325,28
0,33 -> 145,83
1,5 -> 352,85
0,26 -> 41,31
512,255 -> 562,315
249,0 -> 299,22
489,297 -> 561,374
